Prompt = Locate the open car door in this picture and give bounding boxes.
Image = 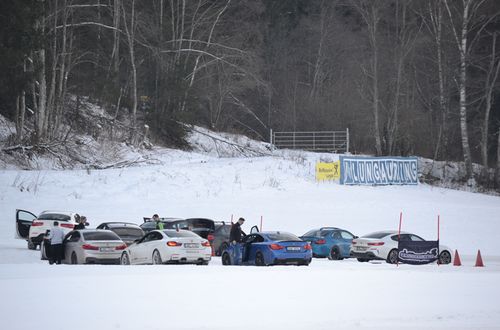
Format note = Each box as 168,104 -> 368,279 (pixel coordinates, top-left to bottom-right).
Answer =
250,225 -> 260,234
15,209 -> 36,239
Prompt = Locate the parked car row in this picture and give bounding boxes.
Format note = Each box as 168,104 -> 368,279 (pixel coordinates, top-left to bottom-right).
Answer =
15,209 -> 453,266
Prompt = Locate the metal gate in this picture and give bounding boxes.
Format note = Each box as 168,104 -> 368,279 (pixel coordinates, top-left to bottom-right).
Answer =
271,129 -> 349,153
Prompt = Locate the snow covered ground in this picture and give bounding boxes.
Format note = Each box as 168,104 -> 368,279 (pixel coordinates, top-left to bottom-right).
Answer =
1,144 -> 500,329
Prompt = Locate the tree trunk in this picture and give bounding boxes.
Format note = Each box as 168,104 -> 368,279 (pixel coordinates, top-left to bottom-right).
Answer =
481,33 -> 500,168
122,0 -> 137,128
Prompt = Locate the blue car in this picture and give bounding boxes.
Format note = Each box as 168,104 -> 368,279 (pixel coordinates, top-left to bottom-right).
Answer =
300,227 -> 357,260
221,231 -> 312,266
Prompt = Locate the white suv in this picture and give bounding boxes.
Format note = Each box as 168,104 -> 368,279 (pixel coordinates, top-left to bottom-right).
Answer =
15,209 -> 79,250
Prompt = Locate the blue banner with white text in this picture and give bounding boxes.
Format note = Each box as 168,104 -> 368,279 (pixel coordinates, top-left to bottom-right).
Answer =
340,156 -> 418,185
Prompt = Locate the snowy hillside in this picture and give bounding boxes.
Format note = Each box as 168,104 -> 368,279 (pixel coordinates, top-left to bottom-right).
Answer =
2,126 -> 500,329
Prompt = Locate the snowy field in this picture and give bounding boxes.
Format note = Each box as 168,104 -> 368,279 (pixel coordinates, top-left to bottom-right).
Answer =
1,147 -> 500,329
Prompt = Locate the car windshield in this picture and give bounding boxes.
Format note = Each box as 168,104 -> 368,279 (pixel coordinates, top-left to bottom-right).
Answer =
362,232 -> 392,239
267,233 -> 301,241
110,228 -> 143,237
83,231 -> 121,241
163,230 -> 199,238
38,213 -> 71,221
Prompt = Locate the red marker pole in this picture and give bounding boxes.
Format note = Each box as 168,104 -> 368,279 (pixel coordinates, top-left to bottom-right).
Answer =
397,212 -> 402,267
260,216 -> 263,232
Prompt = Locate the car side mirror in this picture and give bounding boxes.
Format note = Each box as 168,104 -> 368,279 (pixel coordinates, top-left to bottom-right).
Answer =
353,236 -> 359,239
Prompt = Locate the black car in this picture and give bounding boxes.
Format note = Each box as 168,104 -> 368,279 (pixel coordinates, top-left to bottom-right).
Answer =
96,222 -> 145,246
208,221 -> 232,256
139,217 -> 184,233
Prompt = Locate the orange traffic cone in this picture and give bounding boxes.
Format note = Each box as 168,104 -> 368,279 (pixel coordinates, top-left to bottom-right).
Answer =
453,250 -> 462,266
474,250 -> 484,267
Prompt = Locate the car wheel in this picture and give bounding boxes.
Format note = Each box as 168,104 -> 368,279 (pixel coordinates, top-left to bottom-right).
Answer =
71,252 -> 77,264
222,252 -> 231,266
152,250 -> 162,265
27,240 -> 36,250
439,250 -> 452,265
255,252 -> 266,266
120,252 -> 130,265
387,249 -> 399,264
220,242 -> 229,254
328,246 -> 341,260
357,258 -> 369,262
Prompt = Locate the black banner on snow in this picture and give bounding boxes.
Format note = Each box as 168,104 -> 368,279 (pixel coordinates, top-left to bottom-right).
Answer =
397,240 -> 439,265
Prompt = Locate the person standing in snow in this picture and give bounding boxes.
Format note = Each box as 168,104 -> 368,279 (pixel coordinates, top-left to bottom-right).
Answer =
153,214 -> 164,230
230,217 -> 245,243
48,221 -> 66,264
74,216 -> 87,230
229,218 -> 246,263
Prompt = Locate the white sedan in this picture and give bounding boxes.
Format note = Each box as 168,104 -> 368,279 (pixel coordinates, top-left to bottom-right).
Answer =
350,230 -> 452,264
120,229 -> 212,265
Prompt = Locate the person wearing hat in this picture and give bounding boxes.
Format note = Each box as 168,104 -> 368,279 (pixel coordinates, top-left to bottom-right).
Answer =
229,217 -> 246,263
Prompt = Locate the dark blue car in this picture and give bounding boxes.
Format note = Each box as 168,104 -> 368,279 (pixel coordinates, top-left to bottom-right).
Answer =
221,231 -> 312,266
300,227 -> 357,260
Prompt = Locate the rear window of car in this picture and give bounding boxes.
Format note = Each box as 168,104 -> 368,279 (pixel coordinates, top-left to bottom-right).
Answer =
83,231 -> 121,241
362,232 -> 391,239
303,230 -> 319,237
38,213 -> 71,221
163,230 -> 199,238
110,228 -> 143,237
267,233 -> 301,241
187,219 -> 215,230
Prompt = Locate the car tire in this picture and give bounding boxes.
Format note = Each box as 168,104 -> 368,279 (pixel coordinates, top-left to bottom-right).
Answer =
439,250 -> 452,265
120,252 -> 130,265
152,250 -> 162,265
221,252 -> 231,266
387,249 -> 399,264
219,242 -> 229,255
255,252 -> 266,266
71,252 -> 78,264
328,246 -> 341,260
27,240 -> 36,250
357,258 -> 369,262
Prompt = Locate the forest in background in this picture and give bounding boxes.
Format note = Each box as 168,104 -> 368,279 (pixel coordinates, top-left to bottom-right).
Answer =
1,0 -> 500,185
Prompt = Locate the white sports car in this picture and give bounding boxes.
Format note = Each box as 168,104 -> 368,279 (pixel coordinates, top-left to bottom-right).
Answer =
350,230 -> 452,264
120,229 -> 212,265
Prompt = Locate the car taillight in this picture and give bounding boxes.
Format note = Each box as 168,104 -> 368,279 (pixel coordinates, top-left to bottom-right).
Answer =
351,241 -> 357,245
82,244 -> 99,250
269,243 -> 284,250
115,244 -> 127,250
367,242 -> 384,246
304,244 -> 312,250
60,223 -> 74,229
166,241 -> 181,247
32,221 -> 44,227
207,234 -> 215,241
201,241 -> 211,247
315,239 -> 326,245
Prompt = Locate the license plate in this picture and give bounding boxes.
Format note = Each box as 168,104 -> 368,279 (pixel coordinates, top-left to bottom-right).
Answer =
184,243 -> 198,248
287,246 -> 301,251
356,246 -> 368,251
100,247 -> 114,252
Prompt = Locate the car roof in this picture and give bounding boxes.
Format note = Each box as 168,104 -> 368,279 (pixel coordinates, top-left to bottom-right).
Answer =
100,222 -> 141,228
40,210 -> 75,216
363,230 -> 410,236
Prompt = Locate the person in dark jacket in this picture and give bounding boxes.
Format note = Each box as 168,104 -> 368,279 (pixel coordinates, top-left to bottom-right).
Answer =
229,218 -> 245,263
230,217 -> 245,243
74,216 -> 87,230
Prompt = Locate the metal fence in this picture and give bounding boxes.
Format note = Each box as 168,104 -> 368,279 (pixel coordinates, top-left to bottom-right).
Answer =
271,129 -> 349,153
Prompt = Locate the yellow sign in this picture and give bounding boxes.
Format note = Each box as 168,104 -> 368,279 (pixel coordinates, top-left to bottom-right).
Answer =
316,161 -> 341,181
